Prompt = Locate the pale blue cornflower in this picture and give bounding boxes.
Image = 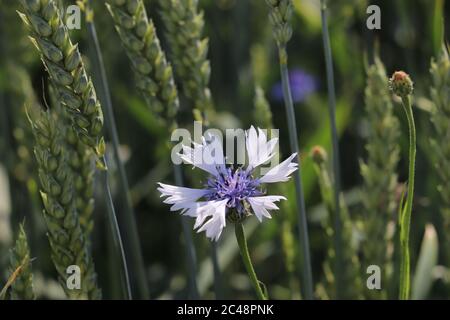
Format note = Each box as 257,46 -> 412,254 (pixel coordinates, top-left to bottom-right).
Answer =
158,126 -> 298,241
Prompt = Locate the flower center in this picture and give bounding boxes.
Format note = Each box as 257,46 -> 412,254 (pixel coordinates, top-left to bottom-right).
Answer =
206,167 -> 263,214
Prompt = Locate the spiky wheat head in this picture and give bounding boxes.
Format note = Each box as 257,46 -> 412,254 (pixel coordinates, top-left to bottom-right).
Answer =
360,57 -> 401,299
310,146 -> 363,299
253,86 -> 273,130
28,107 -> 101,299
18,0 -> 105,157
106,0 -> 179,126
266,0 -> 293,48
9,224 -> 35,300
49,88 -> 95,238
158,0 -> 213,121
429,46 -> 450,258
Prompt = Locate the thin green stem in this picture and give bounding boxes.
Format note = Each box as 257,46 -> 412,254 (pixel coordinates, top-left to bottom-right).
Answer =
320,0 -> 343,298
235,223 -> 267,300
85,13 -> 149,299
173,164 -> 200,299
279,49 -> 314,300
101,157 -> 132,300
399,95 -> 416,300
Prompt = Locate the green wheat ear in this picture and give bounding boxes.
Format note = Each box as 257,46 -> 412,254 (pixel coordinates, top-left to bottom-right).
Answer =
105,0 -> 179,127
310,146 -> 363,299
360,56 -> 400,299
9,223 -> 35,300
158,0 -> 213,122
429,46 -> 450,264
28,107 -> 101,300
17,0 -> 105,157
253,86 -> 273,130
48,87 -> 95,239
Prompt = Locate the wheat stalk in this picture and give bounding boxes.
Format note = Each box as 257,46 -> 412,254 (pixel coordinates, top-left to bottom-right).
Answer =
106,0 -> 179,127
429,46 -> 450,264
9,223 -> 35,300
18,0 -> 105,158
28,105 -> 101,299
360,57 -> 400,298
48,88 -> 95,238
158,0 -> 213,122
106,0 -> 201,298
311,146 -> 363,299
266,0 -> 313,300
18,0 -> 135,299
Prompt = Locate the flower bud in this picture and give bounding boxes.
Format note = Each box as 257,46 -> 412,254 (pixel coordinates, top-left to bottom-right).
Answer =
389,71 -> 414,97
310,146 -> 327,164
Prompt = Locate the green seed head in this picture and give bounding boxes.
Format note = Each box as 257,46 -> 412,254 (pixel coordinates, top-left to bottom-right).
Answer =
266,0 -> 293,47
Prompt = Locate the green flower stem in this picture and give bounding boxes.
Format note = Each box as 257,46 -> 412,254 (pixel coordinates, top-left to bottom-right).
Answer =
85,8 -> 149,299
399,95 -> 416,300
173,163 -> 199,299
279,54 -> 314,300
320,0 -> 343,298
101,159 -> 132,300
235,223 -> 267,300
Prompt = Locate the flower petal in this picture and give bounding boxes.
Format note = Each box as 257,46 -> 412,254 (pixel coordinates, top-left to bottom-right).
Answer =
259,153 -> 298,183
178,133 -> 225,176
245,126 -> 278,169
157,183 -> 209,212
185,199 -> 228,241
247,196 -> 286,222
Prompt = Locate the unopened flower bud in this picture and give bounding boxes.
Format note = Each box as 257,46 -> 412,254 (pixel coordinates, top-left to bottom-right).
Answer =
389,71 -> 414,97
310,146 -> 327,164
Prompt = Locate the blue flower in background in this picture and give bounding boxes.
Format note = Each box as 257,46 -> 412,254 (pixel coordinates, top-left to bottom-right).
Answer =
271,68 -> 317,103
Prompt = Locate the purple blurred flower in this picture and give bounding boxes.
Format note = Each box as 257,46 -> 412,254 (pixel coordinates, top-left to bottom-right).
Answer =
271,68 -> 317,103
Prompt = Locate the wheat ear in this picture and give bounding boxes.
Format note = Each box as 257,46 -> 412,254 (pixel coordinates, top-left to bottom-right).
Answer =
18,0 -> 105,157
158,0 -> 213,121
429,46 -> 450,264
9,223 -> 36,300
106,0 -> 179,127
360,57 -> 400,298
28,106 -> 101,299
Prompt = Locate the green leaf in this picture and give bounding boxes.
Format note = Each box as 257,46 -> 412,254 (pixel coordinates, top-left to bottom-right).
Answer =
412,224 -> 439,300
